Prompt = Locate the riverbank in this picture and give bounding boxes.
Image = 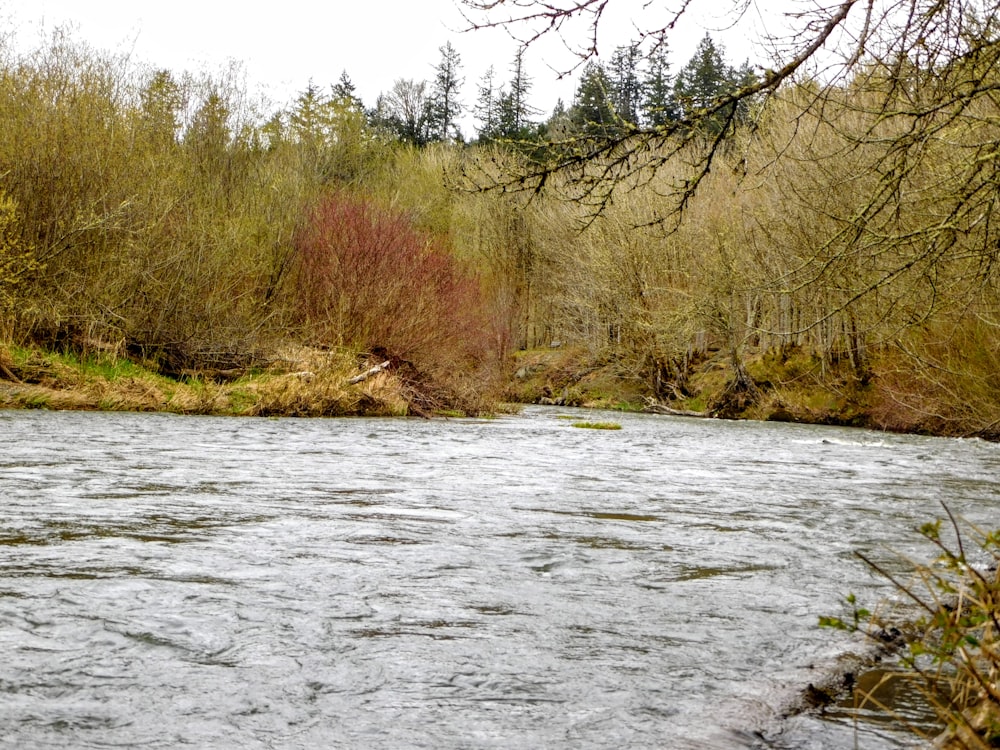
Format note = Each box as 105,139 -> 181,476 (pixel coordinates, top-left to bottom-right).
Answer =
506,345 -> 1000,442
0,344 -> 413,418
2,340 -> 999,442
508,345 -> 871,423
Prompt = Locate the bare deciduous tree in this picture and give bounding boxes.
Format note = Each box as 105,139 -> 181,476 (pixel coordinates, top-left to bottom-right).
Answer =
459,1 -> 1000,225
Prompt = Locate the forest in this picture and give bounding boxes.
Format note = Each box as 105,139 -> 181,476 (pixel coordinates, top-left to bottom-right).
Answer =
0,3 -> 999,438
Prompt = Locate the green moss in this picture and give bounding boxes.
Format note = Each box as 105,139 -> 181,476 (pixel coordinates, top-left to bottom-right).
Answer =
572,421 -> 622,430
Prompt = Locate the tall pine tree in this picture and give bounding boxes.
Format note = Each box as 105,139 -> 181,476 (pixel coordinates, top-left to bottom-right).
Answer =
570,61 -> 615,137
608,42 -> 642,130
331,71 -> 363,109
641,41 -> 678,127
430,42 -> 464,142
673,33 -> 734,132
139,69 -> 184,147
290,82 -> 327,145
495,49 -> 540,139
473,65 -> 500,141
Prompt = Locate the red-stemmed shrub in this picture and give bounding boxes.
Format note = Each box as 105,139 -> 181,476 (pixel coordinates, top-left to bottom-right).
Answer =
293,192 -> 509,412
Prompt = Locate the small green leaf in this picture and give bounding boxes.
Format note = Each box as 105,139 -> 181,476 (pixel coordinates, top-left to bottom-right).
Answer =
819,616 -> 848,631
920,520 -> 942,541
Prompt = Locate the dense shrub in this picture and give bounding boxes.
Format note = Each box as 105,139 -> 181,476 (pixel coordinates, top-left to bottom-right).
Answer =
293,193 -> 509,412
0,35 -> 306,371
0,191 -> 38,327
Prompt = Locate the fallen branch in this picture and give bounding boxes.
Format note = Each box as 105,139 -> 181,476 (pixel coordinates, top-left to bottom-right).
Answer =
347,360 -> 391,385
0,360 -> 21,383
642,399 -> 707,418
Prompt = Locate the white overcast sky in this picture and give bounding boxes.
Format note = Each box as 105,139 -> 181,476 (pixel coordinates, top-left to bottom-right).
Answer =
2,1 -> 802,129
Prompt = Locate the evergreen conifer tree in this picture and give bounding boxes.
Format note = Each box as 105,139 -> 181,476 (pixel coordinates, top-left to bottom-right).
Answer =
495,49 -> 541,138
673,33 -> 738,133
290,82 -> 327,145
331,71 -> 363,109
570,61 -> 615,136
430,42 -> 464,141
473,65 -> 499,141
139,69 -> 184,147
641,42 -> 678,127
674,34 -> 730,110
608,42 -> 642,129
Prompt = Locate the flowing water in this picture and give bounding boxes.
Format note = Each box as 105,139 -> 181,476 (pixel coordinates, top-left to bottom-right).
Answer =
1,406 -> 998,749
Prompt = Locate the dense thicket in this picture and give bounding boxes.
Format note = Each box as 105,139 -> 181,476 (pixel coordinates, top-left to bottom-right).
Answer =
1,23 -> 998,433
0,36 -> 303,373
0,33 -> 509,405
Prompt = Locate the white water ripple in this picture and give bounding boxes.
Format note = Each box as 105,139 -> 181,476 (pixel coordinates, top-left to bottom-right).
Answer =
1,407 -> 998,749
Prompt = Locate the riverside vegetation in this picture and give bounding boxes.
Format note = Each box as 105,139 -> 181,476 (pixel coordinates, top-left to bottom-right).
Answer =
1,19 -> 999,435
821,508 -> 999,748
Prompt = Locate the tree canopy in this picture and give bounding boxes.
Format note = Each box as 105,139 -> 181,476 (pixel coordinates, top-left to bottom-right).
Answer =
457,1 -> 1000,230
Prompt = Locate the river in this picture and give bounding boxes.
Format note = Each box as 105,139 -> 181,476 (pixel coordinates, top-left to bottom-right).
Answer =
1,406 -> 998,749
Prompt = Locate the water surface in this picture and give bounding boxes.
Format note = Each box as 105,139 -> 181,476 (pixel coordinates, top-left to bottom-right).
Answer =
2,407 -> 997,748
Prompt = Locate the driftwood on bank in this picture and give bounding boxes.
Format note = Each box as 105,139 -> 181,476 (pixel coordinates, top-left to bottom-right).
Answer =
0,360 -> 21,383
642,399 -> 707,418
347,360 -> 391,385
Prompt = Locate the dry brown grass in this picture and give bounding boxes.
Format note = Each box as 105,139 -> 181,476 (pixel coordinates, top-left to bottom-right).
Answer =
242,346 -> 407,417
0,343 -> 418,418
246,369 -> 406,417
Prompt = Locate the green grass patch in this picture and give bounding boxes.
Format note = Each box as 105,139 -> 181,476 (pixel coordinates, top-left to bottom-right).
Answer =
78,354 -> 147,381
572,421 -> 622,430
227,387 -> 257,415
24,393 -> 49,409
9,345 -> 34,367
677,395 -> 708,412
